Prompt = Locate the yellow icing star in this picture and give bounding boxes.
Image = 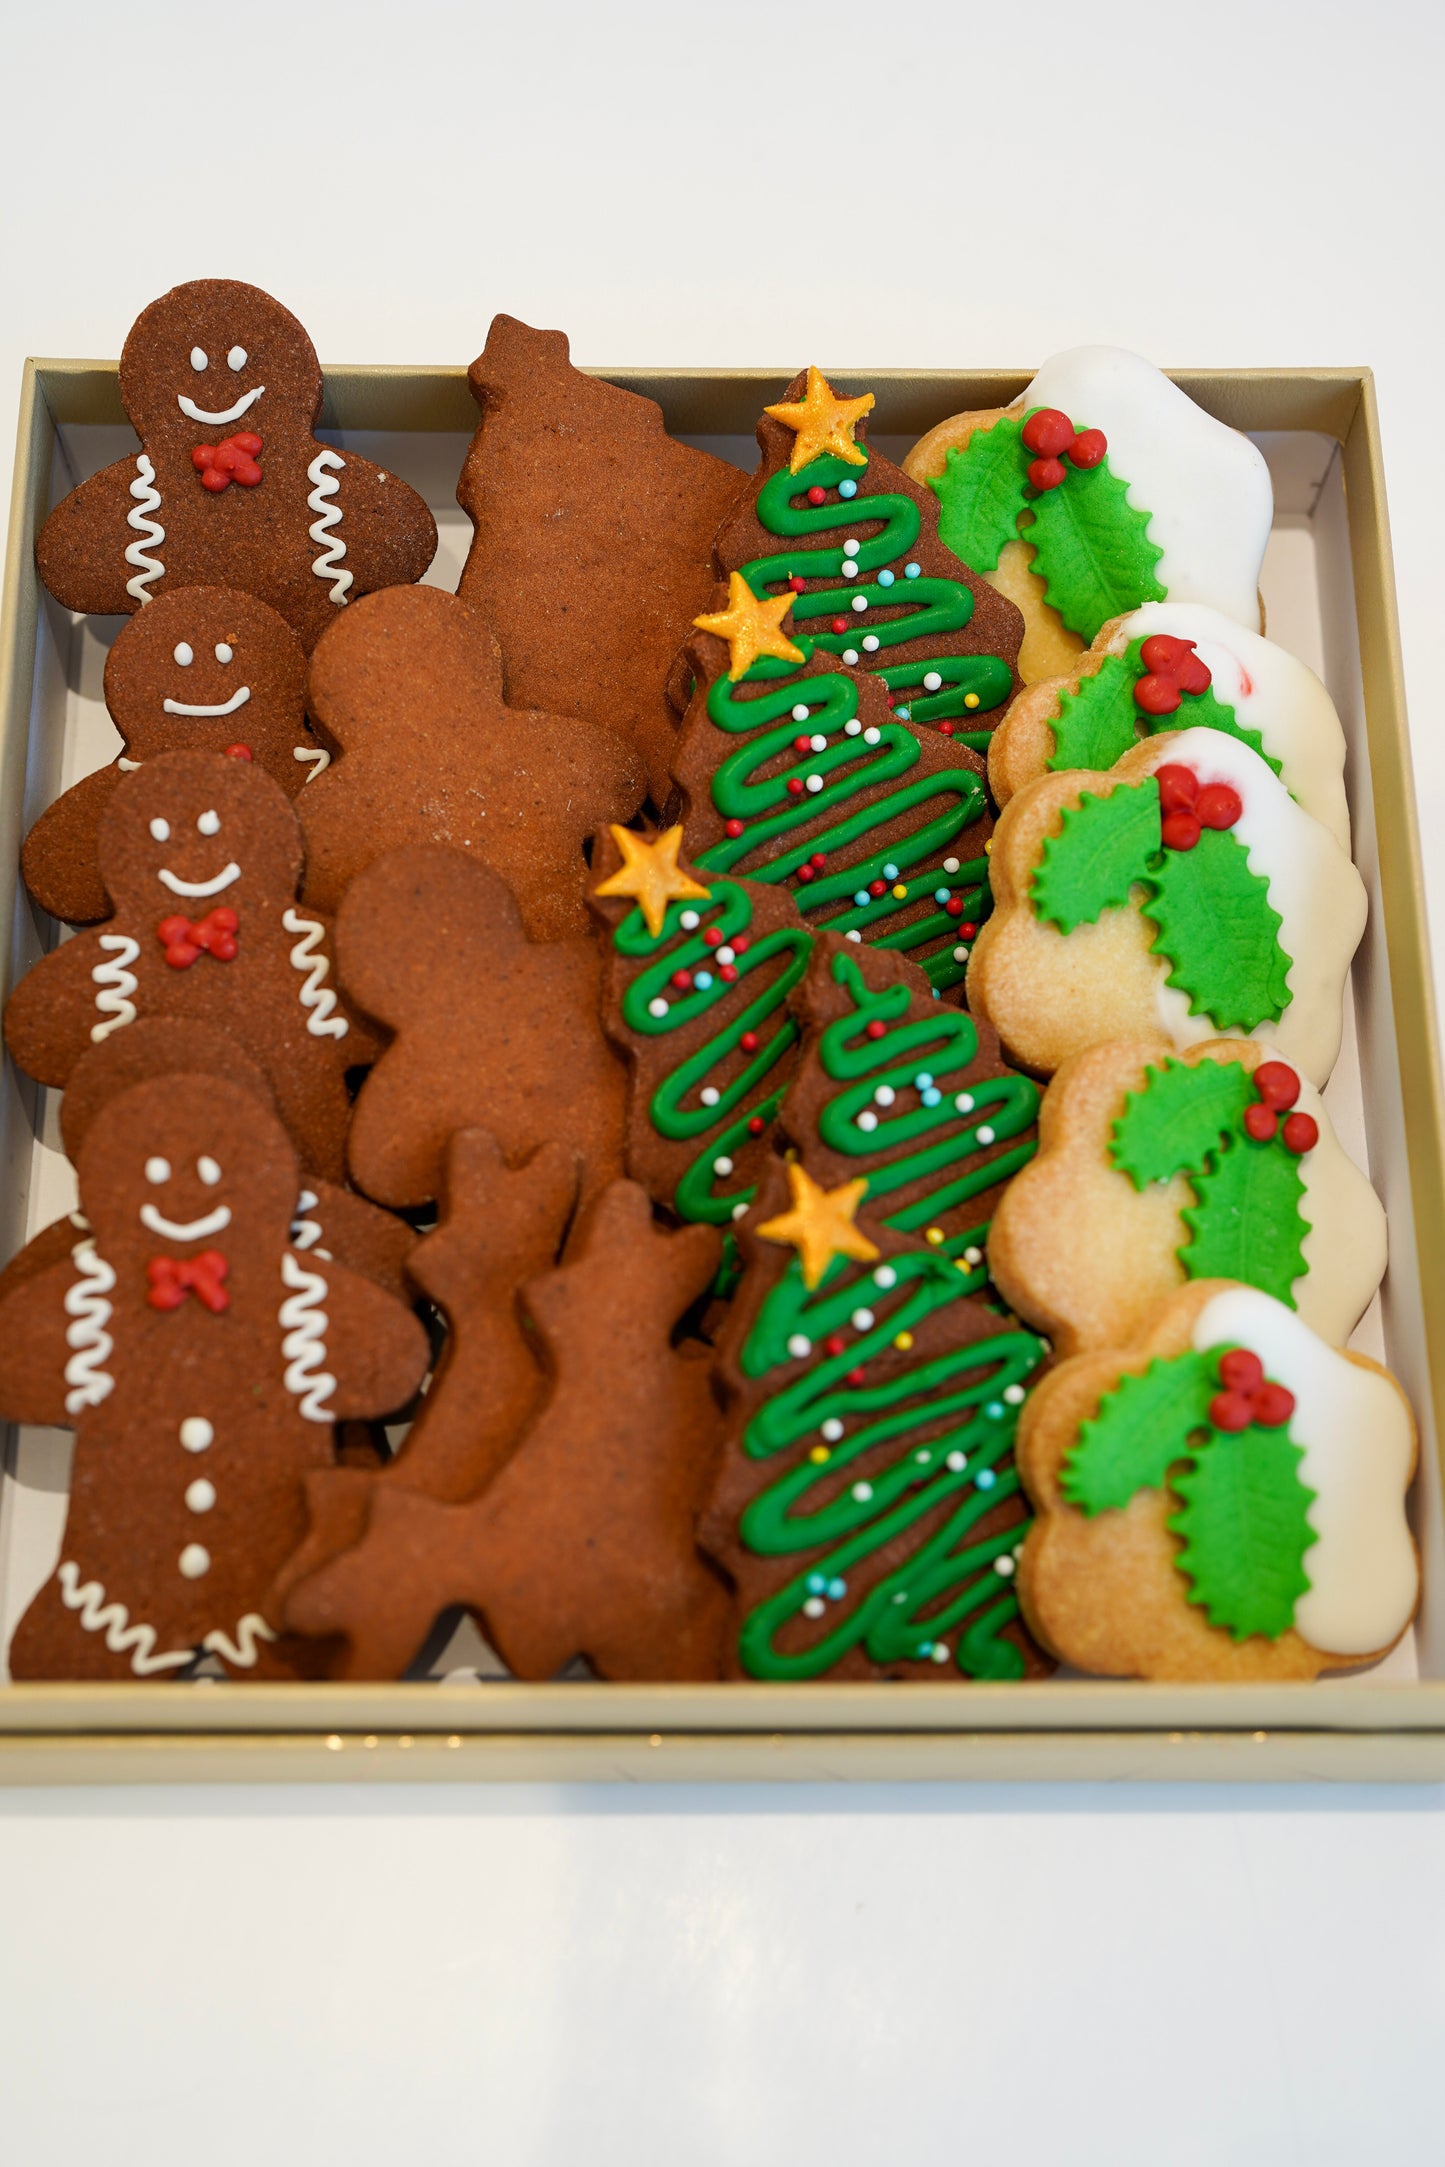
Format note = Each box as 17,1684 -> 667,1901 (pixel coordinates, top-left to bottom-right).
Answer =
756,1163 -> 880,1291
593,824 -> 711,939
764,366 -> 875,474
693,571 -> 805,683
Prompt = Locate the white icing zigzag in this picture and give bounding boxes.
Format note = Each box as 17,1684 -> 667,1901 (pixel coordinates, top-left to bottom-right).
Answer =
63,1241 -> 116,1416
281,908 -> 348,1039
58,1562 -> 277,1675
306,448 -> 352,605
280,1250 -> 337,1421
288,1189 -> 333,1262
124,453 -> 166,604
89,933 -> 140,1042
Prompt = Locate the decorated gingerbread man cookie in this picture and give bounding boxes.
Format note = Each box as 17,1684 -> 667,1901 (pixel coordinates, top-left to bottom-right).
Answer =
35,280 -> 437,649
4,752 -> 372,1181
1017,1281 -> 1418,1681
968,728 -> 1366,1086
22,587 -> 326,926
0,1075 -> 428,1680
300,584 -> 645,937
906,347 -> 1274,683
335,843 -> 627,1211
987,1039 -> 1385,1357
985,601 -> 1351,848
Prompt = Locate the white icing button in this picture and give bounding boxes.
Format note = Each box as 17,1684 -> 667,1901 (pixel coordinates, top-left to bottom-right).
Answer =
787,1334 -> 812,1360
215,642 -> 233,663
226,346 -> 247,372
145,1157 -> 170,1185
180,1417 -> 214,1452
197,808 -> 220,835
731,1202 -> 748,1222
185,1479 -> 216,1514
149,817 -> 170,841
179,1544 -> 211,1580
197,1155 -> 222,1185
173,643 -> 193,666
851,596 -> 868,613
953,945 -> 969,963
716,946 -> 736,966
993,1556 -> 1017,1578
964,1246 -> 983,1267
805,774 -> 824,793
845,930 -> 862,943
189,348 -> 207,373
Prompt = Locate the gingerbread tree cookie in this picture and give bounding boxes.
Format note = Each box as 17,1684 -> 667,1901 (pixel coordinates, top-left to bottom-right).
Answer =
1017,1281 -> 1417,1681
456,314 -> 746,803
35,280 -> 436,649
4,752 -> 371,1181
22,588 -> 326,926
299,584 -> 644,937
702,1159 -> 1050,1682
698,367 -> 1024,747
336,843 -> 626,1211
0,1076 -> 428,1680
283,1182 -> 728,1681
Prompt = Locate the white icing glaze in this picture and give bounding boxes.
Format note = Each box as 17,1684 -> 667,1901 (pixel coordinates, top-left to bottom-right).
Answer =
1281,1059 -> 1387,1346
90,934 -> 140,1042
163,685 -> 251,718
306,449 -> 352,604
1022,348 -> 1273,631
139,1201 -> 232,1242
1137,728 -> 1366,1087
293,745 -> 331,779
1113,603 -> 1350,852
157,859 -> 240,898
176,384 -> 265,426
63,1241 -> 115,1416
282,908 -> 348,1038
57,1560 -> 276,1674
280,1250 -> 337,1421
124,453 -> 165,604
1190,1287 -> 1417,1655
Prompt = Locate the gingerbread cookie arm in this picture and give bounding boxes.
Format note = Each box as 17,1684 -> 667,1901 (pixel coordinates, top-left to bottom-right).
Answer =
0,1249 -> 95,1428
3,931 -> 117,1087
285,1250 -> 428,1423
21,767 -> 124,926
321,450 -> 437,597
35,456 -> 159,618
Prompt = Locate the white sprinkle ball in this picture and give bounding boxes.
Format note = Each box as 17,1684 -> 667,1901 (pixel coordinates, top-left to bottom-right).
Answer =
787,1334 -> 812,1360
647,997 -> 669,1018
923,671 -> 943,692
700,1086 -> 720,1107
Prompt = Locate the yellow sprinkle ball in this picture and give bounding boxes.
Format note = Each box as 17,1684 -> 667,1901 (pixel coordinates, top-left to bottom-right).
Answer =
925,1227 -> 945,1246
893,1330 -> 914,1351
964,692 -> 980,709
809,1445 -> 830,1464
892,883 -> 908,900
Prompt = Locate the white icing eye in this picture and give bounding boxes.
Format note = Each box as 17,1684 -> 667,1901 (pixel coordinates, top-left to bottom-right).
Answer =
197,809 -> 220,836
197,1155 -> 222,1186
214,643 -> 233,664
149,817 -> 170,841
227,346 -> 248,372
190,348 -> 208,373
173,643 -> 193,667
145,1157 -> 171,1185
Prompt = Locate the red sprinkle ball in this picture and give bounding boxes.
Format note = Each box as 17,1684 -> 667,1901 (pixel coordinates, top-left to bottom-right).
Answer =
223,743 -> 253,761
747,1115 -> 767,1136
1243,1060 -> 1315,1152
865,1020 -> 887,1040
671,968 -> 693,991
1134,633 -> 1213,717
724,817 -> 745,839
1019,408 -> 1109,493
831,616 -> 848,635
788,575 -> 807,593
703,926 -> 724,948
740,1031 -> 759,1053
1210,1346 -> 1296,1432
1155,763 -> 1242,852
192,432 -> 263,491
807,485 -> 828,507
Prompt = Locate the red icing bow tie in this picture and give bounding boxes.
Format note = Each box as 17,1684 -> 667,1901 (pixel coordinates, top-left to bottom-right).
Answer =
157,907 -> 238,969
147,1249 -> 231,1314
192,433 -> 263,491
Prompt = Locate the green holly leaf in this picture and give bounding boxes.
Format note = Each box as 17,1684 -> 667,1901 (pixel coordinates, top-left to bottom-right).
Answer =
1110,1057 -> 1256,1190
1143,827 -> 1291,1031
929,417 -> 1030,575
1169,1425 -> 1317,1641
1028,459 -> 1166,642
1061,1350 -> 1214,1515
1180,1135 -> 1308,1301
1031,778 -> 1160,934
1048,653 -> 1141,772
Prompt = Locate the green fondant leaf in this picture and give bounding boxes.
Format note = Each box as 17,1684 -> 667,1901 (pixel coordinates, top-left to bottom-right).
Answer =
1180,1135 -> 1309,1301
1031,778 -> 1160,934
1110,1057 -> 1256,1190
1143,827 -> 1292,1032
1061,1350 -> 1214,1515
1028,459 -> 1166,642
1048,653 -> 1141,772
929,418 -> 1030,576
1169,1425 -> 1317,1641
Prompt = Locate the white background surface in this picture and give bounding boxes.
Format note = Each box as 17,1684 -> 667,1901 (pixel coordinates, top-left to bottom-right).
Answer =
2,2 -> 1444,2160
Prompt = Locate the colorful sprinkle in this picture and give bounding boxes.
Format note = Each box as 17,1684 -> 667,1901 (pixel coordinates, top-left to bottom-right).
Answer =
803,1596 -> 826,1617
842,648 -> 860,665
904,563 -> 921,578
843,539 -> 860,558
827,1578 -> 847,1601
725,817 -> 745,839
964,692 -> 980,709
915,1072 -> 934,1090
694,971 -> 714,990
976,1467 -> 997,1489
647,997 -> 669,1018
851,1482 -> 873,1502
822,1417 -> 844,1442
923,671 -> 943,692
853,889 -> 870,908
857,1110 -> 878,1133
993,1555 -> 1016,1577
955,1092 -> 974,1113
740,1030 -> 759,1052
877,568 -> 895,587
977,1125 -> 995,1145
946,1450 -> 967,1473
862,634 -> 880,653
680,910 -> 700,930
922,1087 -> 941,1107
809,1447 -> 829,1465
873,1265 -> 897,1289
934,887 -> 951,905
891,883 -> 908,900
874,1084 -> 895,1106
838,479 -> 857,498
1004,1384 -> 1026,1406
714,1154 -> 734,1177
700,1086 -> 720,1107
787,1333 -> 812,1359
894,1330 -> 914,1351
925,1227 -> 945,1246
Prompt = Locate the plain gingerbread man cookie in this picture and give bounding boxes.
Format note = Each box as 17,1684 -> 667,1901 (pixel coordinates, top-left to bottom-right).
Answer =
35,279 -> 437,648
4,751 -> 373,1180
0,1075 -> 428,1681
1017,1281 -> 1418,1681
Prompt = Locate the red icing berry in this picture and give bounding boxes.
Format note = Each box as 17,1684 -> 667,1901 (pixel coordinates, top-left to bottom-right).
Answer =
1140,635 -> 1191,674
192,432 -> 264,491
223,743 -> 253,761
1134,674 -> 1183,717
1218,1348 -> 1265,1394
865,1020 -> 887,1040
1243,1103 -> 1279,1142
1254,1061 -> 1301,1111
1161,809 -> 1201,852
1027,455 -> 1068,492
1195,782 -> 1243,830
1068,427 -> 1107,469
1021,407 -> 1075,458
807,485 -> 828,506
670,968 -> 693,990
739,1030 -> 759,1052
724,817 -> 745,839
1137,635 -> 1211,713
1154,764 -> 1199,813
786,777 -> 805,797
1209,1390 -> 1255,1433
1282,1111 -> 1319,1155
1174,651 -> 1212,697
831,616 -> 848,635
1253,1381 -> 1297,1428
747,1115 -> 767,1136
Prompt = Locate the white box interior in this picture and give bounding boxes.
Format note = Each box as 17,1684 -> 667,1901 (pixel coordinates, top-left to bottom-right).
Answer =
2,412 -> 1437,1688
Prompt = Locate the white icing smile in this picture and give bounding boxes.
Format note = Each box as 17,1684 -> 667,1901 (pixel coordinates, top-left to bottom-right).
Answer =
139,1202 -> 232,1241
163,686 -> 252,718
157,861 -> 241,897
176,385 -> 266,426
